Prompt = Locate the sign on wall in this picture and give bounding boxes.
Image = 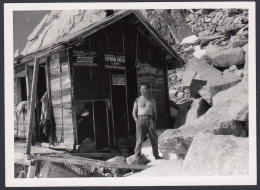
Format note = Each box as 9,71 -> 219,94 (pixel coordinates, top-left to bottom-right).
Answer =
112,74 -> 126,85
72,50 -> 98,67
104,53 -> 126,70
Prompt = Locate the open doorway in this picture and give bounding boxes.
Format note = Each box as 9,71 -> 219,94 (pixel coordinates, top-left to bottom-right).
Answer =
36,64 -> 48,142
110,70 -> 128,139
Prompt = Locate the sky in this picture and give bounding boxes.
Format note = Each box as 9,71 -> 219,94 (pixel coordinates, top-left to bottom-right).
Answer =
13,11 -> 51,53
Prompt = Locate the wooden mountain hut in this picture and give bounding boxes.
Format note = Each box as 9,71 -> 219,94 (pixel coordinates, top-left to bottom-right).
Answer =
13,10 -> 184,150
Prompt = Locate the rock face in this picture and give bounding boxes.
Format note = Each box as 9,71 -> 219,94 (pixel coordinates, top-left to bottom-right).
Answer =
106,156 -> 127,177
182,133 -> 249,176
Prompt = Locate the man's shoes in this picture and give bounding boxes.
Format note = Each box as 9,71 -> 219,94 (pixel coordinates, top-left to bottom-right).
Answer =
154,156 -> 163,159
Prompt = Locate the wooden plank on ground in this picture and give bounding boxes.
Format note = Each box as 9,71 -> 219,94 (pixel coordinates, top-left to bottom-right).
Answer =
69,152 -> 117,159
35,154 -> 150,170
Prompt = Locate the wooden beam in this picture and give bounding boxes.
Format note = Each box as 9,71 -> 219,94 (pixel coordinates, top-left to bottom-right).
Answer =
26,58 -> 39,155
27,161 -> 37,178
35,154 -> 150,170
68,152 -> 117,159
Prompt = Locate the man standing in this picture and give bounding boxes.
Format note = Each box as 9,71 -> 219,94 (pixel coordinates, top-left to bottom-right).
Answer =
132,84 -> 162,160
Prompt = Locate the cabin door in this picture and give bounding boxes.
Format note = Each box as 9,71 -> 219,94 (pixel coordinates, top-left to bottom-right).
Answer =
35,64 -> 48,142
110,70 -> 129,139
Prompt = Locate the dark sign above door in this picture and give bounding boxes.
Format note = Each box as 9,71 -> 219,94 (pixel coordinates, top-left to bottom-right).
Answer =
104,53 -> 126,70
72,50 -> 98,67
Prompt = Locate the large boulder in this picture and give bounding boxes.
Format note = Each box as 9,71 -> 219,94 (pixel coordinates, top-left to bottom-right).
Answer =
212,78 -> 248,121
206,46 -> 245,67
159,111 -> 245,158
106,156 -> 127,177
174,98 -> 210,128
182,133 -> 249,176
198,72 -> 242,104
182,58 -> 222,87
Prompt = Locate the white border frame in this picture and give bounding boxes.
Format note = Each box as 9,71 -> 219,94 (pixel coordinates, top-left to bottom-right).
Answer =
4,2 -> 256,187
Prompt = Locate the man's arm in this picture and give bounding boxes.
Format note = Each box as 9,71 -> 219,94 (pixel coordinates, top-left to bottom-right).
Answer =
132,99 -> 138,123
152,99 -> 158,123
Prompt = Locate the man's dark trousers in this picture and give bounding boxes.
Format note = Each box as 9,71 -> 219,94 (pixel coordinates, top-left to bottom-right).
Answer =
134,115 -> 159,158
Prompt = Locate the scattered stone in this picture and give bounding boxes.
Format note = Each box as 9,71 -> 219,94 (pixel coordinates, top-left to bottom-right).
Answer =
182,133 -> 248,176
106,156 -> 127,177
181,35 -> 199,45
231,39 -> 248,48
177,92 -> 184,99
198,30 -> 211,37
126,154 -> 150,165
229,65 -> 238,72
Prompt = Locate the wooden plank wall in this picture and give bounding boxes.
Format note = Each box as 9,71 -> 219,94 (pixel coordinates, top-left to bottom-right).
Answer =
49,51 -> 74,144
135,28 -> 170,129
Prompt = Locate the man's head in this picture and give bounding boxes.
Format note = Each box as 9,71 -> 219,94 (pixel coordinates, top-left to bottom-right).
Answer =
140,84 -> 150,96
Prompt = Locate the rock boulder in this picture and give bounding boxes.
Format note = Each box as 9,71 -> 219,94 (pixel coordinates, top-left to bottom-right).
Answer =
206,46 -> 245,67
182,133 -> 249,176
198,72 -> 242,104
106,156 -> 127,177
182,58 -> 222,87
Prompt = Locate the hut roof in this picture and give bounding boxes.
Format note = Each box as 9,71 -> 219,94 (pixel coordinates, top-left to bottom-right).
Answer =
15,10 -> 184,66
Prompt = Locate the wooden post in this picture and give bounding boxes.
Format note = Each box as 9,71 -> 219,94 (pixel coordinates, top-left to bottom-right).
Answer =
39,161 -> 51,178
27,161 -> 37,178
26,58 -> 39,155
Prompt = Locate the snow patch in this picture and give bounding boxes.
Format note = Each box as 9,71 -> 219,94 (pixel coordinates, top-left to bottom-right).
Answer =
181,35 -> 198,45
193,45 -> 207,58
